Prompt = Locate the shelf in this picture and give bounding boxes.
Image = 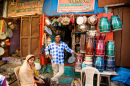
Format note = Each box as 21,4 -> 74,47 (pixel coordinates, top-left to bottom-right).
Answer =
72,32 -> 87,34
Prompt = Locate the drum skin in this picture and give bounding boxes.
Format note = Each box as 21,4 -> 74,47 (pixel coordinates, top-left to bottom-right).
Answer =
95,40 -> 105,56
106,41 -> 115,57
105,56 -> 115,72
111,15 -> 122,31
94,57 -> 104,72
99,17 -> 110,33
86,38 -> 94,56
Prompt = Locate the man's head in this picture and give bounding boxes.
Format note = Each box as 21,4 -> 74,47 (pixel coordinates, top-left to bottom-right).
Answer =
55,34 -> 61,43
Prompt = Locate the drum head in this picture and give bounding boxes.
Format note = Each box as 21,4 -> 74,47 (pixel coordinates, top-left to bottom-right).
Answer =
68,56 -> 75,63
0,47 -> 5,56
76,17 -> 84,25
7,28 -> 13,38
44,26 -> 52,35
0,33 -> 6,40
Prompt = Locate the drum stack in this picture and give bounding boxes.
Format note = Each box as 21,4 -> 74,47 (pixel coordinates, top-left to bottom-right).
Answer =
105,41 -> 115,72
94,33 -> 106,72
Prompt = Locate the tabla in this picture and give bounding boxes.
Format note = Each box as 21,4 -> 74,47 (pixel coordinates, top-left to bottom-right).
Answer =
0,47 -> 5,56
7,28 -> 13,38
44,26 -> 52,35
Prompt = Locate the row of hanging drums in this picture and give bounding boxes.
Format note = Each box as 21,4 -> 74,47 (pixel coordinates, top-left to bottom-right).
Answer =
84,56 -> 115,72
86,38 -> 115,57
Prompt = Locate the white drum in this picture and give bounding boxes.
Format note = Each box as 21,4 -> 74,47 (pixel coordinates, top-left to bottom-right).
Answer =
0,47 -> 5,56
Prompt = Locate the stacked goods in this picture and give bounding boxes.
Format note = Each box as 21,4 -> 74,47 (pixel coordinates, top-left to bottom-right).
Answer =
84,56 -> 92,67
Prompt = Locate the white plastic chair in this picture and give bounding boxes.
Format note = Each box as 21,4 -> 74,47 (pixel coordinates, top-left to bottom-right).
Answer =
81,67 -> 100,86
14,66 -> 21,86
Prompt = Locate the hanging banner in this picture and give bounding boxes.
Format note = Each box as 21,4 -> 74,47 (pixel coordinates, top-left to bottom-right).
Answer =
57,0 -> 95,12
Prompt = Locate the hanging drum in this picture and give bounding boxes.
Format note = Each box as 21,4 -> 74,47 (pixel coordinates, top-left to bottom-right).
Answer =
111,15 -> 122,31
106,41 -> 115,57
106,56 -> 115,72
94,57 -> 104,72
0,47 -> 5,56
86,37 -> 94,56
76,16 -> 84,25
7,28 -> 13,38
95,40 -> 105,56
88,15 -> 98,25
44,26 -> 52,35
45,17 -> 51,26
8,22 -> 14,30
99,17 -> 110,33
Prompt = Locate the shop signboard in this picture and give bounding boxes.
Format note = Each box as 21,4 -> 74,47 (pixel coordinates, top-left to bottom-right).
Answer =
8,0 -> 43,17
58,0 -> 95,12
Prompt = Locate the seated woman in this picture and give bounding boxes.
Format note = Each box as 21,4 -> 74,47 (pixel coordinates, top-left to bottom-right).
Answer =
19,54 -> 50,86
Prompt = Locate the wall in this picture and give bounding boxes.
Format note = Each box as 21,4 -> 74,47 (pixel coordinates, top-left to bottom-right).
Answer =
98,0 -> 130,7
113,7 -> 130,67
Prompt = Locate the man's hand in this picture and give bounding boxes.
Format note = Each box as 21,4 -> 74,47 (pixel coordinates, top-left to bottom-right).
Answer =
73,52 -> 79,55
39,78 -> 45,84
48,54 -> 53,60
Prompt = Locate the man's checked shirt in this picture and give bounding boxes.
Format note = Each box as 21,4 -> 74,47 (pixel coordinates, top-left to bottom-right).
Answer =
45,41 -> 74,64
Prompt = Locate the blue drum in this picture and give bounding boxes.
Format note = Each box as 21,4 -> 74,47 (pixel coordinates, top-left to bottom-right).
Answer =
106,57 -> 115,72
94,57 -> 104,72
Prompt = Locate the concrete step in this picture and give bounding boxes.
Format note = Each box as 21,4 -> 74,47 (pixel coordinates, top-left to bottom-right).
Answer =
39,73 -> 75,84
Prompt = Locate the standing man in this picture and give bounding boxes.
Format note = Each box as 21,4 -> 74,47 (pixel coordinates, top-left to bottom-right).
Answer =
45,34 -> 78,84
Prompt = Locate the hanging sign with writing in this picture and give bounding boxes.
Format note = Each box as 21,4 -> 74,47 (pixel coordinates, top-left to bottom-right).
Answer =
57,0 -> 95,12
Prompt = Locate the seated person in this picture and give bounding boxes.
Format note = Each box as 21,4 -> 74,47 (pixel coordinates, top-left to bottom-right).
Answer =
19,54 -> 50,86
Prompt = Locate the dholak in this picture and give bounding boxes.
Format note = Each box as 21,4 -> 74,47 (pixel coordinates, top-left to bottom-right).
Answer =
99,17 -> 110,33
84,56 -> 92,67
95,40 -> 105,56
94,57 -> 104,72
111,15 -> 122,31
86,37 -> 94,56
106,41 -> 115,57
106,56 -> 115,72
